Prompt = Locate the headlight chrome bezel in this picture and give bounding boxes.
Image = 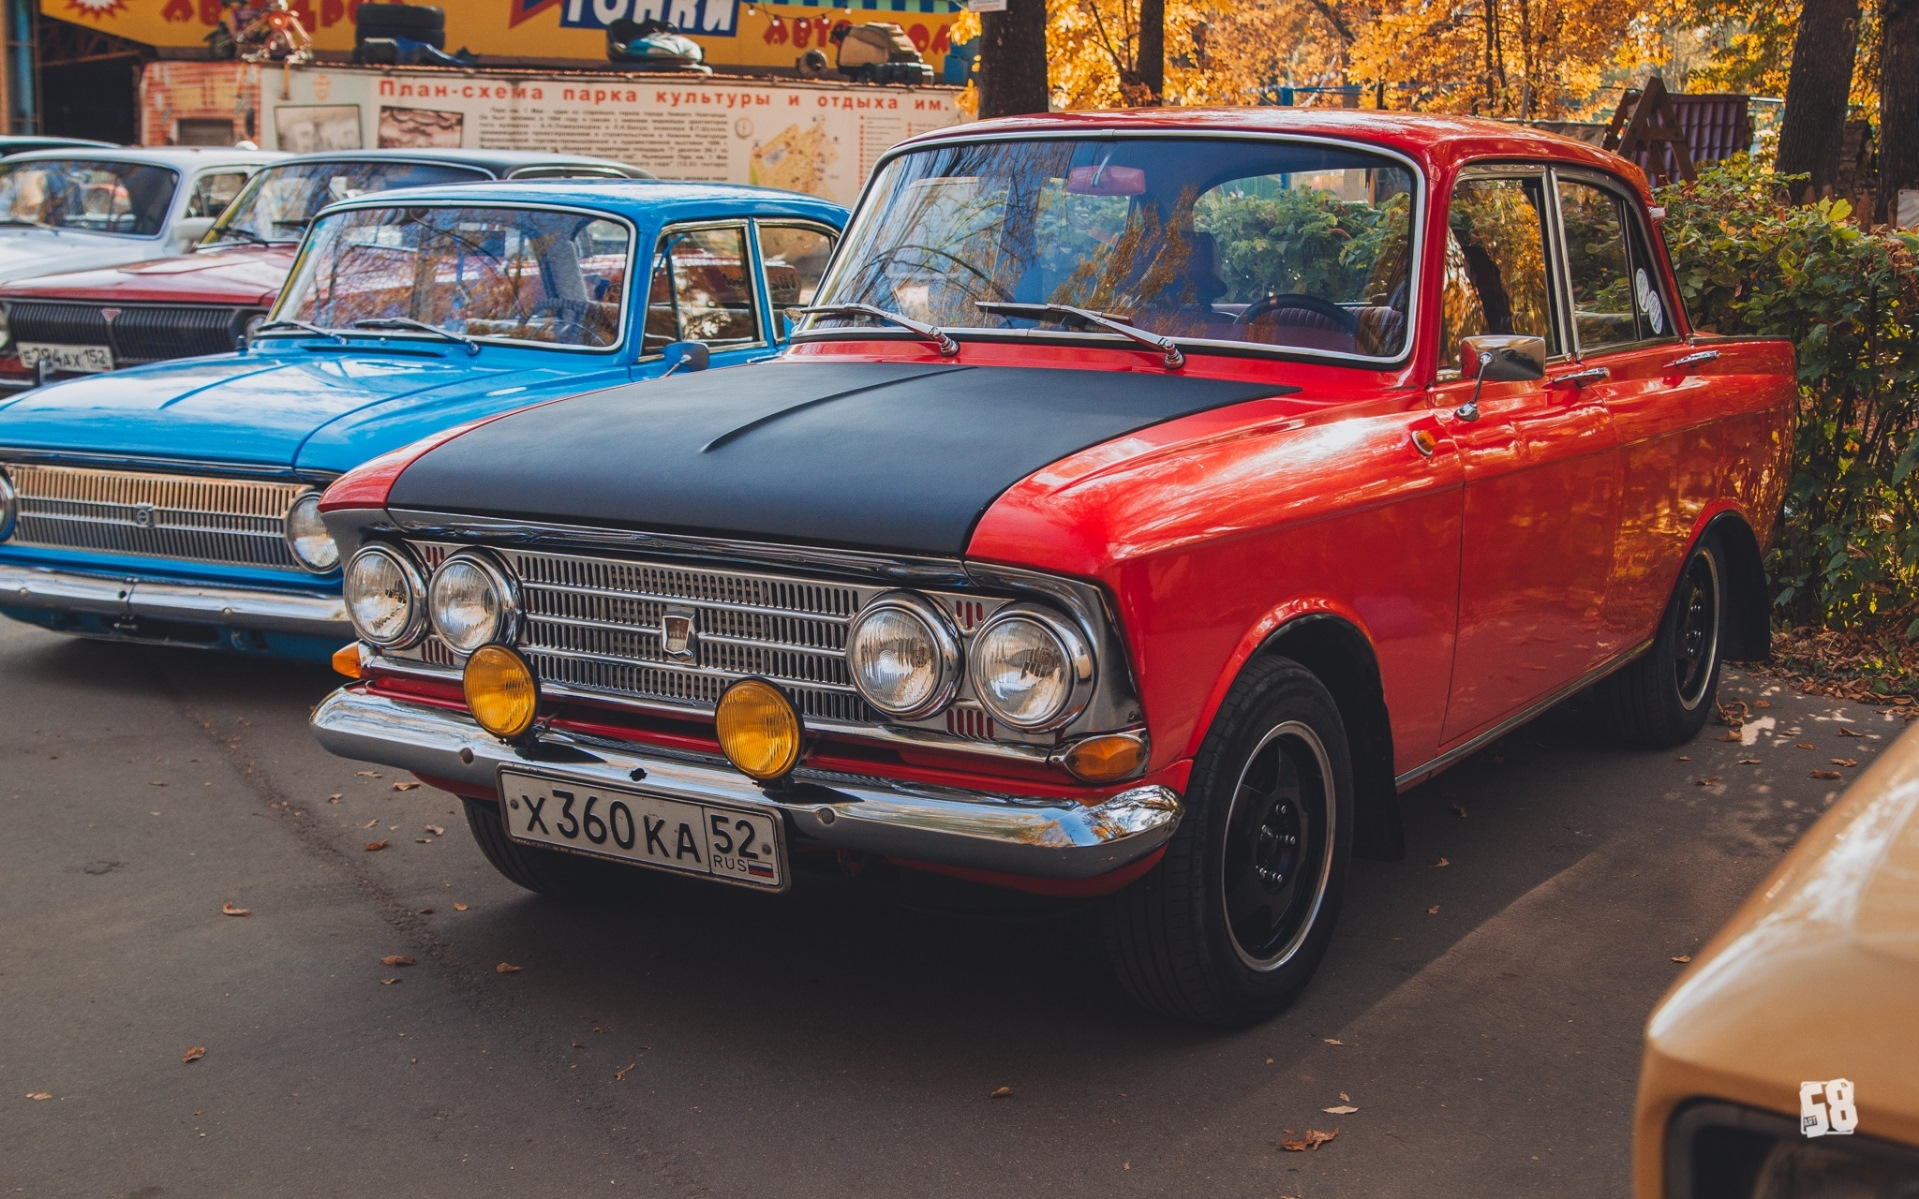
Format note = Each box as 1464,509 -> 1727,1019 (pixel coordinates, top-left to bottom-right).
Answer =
967,603 -> 1096,732
846,590 -> 964,720
0,466 -> 16,542
427,550 -> 521,658
343,542 -> 428,649
282,489 -> 341,573
0,304 -> 12,353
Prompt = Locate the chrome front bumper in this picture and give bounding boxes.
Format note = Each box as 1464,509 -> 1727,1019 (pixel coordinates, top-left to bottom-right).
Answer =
0,561 -> 349,639
311,688 -> 1184,880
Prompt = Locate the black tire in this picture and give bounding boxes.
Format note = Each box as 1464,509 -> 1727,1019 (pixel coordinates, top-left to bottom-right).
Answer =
355,3 -> 444,32
1597,532 -> 1726,747
1102,656 -> 1354,1026
462,797 -> 634,903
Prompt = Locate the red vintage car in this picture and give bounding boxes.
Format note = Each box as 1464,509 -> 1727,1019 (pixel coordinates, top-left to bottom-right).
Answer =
308,110 -> 1795,1025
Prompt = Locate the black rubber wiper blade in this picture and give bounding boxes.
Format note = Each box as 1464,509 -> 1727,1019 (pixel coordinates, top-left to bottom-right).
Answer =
352,317 -> 480,355
974,301 -> 1185,370
251,318 -> 347,344
210,224 -> 272,246
792,303 -> 958,357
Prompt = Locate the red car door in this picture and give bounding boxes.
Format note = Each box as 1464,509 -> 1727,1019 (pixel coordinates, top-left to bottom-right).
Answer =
1436,169 -> 1621,744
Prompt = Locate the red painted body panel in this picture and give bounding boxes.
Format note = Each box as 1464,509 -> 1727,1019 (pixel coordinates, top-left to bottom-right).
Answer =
0,245 -> 293,308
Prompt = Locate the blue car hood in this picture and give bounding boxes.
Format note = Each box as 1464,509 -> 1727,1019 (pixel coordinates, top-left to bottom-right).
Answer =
0,353 -> 607,475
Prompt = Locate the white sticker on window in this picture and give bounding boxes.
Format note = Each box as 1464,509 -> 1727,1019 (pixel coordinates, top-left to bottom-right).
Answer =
1635,268 -> 1665,334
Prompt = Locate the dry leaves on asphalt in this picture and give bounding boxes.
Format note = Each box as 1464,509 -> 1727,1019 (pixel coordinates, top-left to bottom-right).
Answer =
1694,777 -> 1720,786
182,1046 -> 206,1063
327,793 -> 342,803
1812,770 -> 1843,780
1839,726 -> 1864,737
220,902 -> 249,917
1450,803 -> 1468,818
989,1086 -> 1013,1099
1739,758 -> 1762,764
1280,1129 -> 1339,1151
393,782 -> 420,792
26,1092 -> 51,1101
1798,743 -> 1816,750
1427,905 -> 1440,915
416,908 -> 433,915
380,977 -> 399,985
1672,954 -> 1693,963
496,962 -> 522,974
1433,857 -> 1450,867
425,824 -> 444,836
615,1062 -> 637,1081
1677,755 -> 1691,761
381,955 -> 416,967
359,818 -> 379,829
364,840 -> 389,852
1323,1038 -> 1343,1045
355,771 -> 380,778
1832,758 -> 1858,768
1755,699 -> 1772,708
453,903 -> 469,911
1323,1104 -> 1359,1114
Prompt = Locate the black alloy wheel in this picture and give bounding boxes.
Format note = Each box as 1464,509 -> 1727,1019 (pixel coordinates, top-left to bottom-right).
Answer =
1597,532 -> 1726,747
1672,549 -> 1721,713
1221,721 -> 1336,970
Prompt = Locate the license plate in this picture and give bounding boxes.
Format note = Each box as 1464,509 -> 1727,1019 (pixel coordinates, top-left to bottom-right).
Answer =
18,342 -> 113,373
497,768 -> 786,890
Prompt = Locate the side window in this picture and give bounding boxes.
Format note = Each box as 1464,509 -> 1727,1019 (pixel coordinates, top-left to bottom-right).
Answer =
1556,179 -> 1640,351
186,171 -> 249,219
1625,205 -> 1678,342
642,225 -> 760,353
1440,176 -> 1557,369
757,224 -> 836,309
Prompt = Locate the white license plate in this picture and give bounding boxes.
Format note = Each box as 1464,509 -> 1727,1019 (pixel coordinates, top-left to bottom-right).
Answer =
18,342 -> 113,373
498,768 -> 785,890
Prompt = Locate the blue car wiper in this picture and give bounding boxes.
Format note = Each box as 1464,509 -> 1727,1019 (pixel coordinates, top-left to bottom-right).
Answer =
250,318 -> 347,344
351,317 -> 481,356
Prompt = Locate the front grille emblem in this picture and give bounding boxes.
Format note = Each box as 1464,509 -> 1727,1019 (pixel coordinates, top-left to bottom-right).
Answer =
99,308 -> 121,323
131,503 -> 155,529
661,608 -> 697,659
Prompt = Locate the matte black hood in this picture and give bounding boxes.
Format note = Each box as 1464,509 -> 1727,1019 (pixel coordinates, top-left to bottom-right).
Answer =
390,361 -> 1287,557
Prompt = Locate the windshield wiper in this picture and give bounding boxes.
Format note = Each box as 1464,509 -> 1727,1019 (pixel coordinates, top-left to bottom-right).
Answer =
250,318 -> 347,344
210,224 -> 273,247
352,317 -> 481,355
792,303 -> 958,357
974,301 -> 1185,370
0,217 -> 52,230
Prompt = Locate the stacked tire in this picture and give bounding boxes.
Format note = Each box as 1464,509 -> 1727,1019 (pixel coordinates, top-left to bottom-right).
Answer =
355,3 -> 446,50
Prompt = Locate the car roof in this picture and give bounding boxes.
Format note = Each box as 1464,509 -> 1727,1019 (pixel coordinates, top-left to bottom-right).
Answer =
266,147 -> 651,177
897,108 -> 1654,198
316,179 -> 850,225
0,136 -> 119,154
0,146 -> 283,170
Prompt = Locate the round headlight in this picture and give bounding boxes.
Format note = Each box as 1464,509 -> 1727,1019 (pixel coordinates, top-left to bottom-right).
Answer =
343,544 -> 425,647
283,490 -> 339,572
464,644 -> 540,740
0,467 -> 16,541
428,551 -> 519,656
846,591 -> 961,719
0,304 -> 12,352
241,312 -> 267,348
967,605 -> 1094,731
716,677 -> 804,781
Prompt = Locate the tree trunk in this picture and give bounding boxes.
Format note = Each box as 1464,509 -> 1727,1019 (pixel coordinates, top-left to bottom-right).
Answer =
977,0 -> 1050,119
1137,0 -> 1164,103
1879,0 -> 1919,225
1775,0 -> 1862,201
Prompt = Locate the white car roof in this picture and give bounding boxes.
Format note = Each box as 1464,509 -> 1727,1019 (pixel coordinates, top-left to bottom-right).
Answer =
0,147 -> 283,170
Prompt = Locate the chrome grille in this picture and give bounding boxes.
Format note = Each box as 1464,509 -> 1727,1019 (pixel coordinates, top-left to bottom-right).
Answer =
4,463 -> 307,570
410,542 -> 875,723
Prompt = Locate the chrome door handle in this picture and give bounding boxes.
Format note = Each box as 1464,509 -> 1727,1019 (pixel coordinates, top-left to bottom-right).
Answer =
1667,349 -> 1720,370
1550,366 -> 1611,388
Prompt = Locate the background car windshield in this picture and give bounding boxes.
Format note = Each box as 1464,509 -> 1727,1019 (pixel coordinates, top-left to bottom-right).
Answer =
811,137 -> 1417,359
279,206 -> 631,348
208,160 -> 489,245
0,159 -> 179,236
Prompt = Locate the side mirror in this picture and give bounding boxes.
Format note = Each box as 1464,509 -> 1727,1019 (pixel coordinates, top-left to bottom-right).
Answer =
173,216 -> 216,252
660,340 -> 709,376
1460,334 -> 1548,382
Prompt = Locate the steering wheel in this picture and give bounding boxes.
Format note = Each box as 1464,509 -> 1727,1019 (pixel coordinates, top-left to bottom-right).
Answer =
530,298 -> 596,343
1234,292 -> 1358,332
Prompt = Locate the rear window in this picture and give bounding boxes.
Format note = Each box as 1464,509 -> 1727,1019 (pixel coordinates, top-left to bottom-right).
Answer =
0,159 -> 180,236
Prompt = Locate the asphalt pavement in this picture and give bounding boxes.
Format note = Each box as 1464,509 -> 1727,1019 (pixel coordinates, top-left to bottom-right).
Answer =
2,615 -> 1905,1198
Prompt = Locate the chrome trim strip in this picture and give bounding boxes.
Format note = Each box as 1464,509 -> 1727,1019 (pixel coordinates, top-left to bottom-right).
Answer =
0,561 -> 349,637
1392,638 -> 1654,790
2,463 -> 312,572
311,688 -> 1183,880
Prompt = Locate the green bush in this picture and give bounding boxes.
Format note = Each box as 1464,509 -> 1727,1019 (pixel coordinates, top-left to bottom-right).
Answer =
1659,158 -> 1919,632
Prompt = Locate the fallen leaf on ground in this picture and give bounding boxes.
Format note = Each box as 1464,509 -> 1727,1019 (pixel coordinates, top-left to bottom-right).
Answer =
26,1092 -> 51,1100
1832,758 -> 1858,767
989,1086 -> 1013,1099
150,781 -> 167,787
1279,1128 -> 1339,1151
1755,699 -> 1772,708
496,962 -> 521,974
1798,743 -> 1816,750
1676,755 -> 1690,761
615,1063 -> 636,1081
417,908 -> 433,915
1340,1092 -> 1350,1101
364,840 -> 389,851
1718,732 -> 1742,741
453,903 -> 469,911
355,771 -> 380,777
415,838 -> 431,844
327,794 -> 342,803
380,955 -> 416,967
379,977 -> 399,985
1450,804 -> 1468,818
1811,770 -> 1843,780
1838,726 -> 1864,737
393,782 -> 420,792
1739,758 -> 1762,764
425,824 -> 444,836
182,1046 -> 205,1063
1672,954 -> 1692,963
1427,905 -> 1440,915
1433,857 -> 1450,867
1323,1104 -> 1359,1114
1323,1038 -> 1343,1045
220,902 -> 249,917
1694,777 -> 1720,786
360,818 -> 379,829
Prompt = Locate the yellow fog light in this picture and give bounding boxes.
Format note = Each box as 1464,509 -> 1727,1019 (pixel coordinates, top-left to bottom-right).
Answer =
463,644 -> 539,740
715,678 -> 803,781
1060,731 -> 1149,784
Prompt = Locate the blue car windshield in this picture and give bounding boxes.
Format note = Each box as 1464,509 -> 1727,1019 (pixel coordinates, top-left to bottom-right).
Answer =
277,205 -> 633,349
205,160 -> 489,246
0,159 -> 179,236
808,136 -> 1418,360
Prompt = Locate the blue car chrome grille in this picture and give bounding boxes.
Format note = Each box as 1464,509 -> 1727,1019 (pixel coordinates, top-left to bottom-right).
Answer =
3,463 -> 307,571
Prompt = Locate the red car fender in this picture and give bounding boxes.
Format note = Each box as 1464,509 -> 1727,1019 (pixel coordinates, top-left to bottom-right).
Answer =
1180,595 -> 1381,762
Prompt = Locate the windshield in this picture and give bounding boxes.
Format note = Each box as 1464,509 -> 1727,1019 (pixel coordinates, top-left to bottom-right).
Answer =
276,205 -> 633,349
0,159 -> 180,236
810,137 -> 1418,361
206,160 -> 489,246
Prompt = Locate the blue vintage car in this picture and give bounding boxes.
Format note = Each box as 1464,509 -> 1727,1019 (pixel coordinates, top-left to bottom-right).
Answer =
0,181 -> 847,658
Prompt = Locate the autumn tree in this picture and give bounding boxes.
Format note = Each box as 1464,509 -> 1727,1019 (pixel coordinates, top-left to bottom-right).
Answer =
1776,0 -> 1864,198
979,0 -> 1051,117
1881,0 -> 1919,223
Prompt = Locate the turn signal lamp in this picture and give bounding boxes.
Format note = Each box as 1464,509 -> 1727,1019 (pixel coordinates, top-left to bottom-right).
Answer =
463,644 -> 539,739
716,678 -> 803,782
1060,731 -> 1149,784
331,642 -> 364,679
